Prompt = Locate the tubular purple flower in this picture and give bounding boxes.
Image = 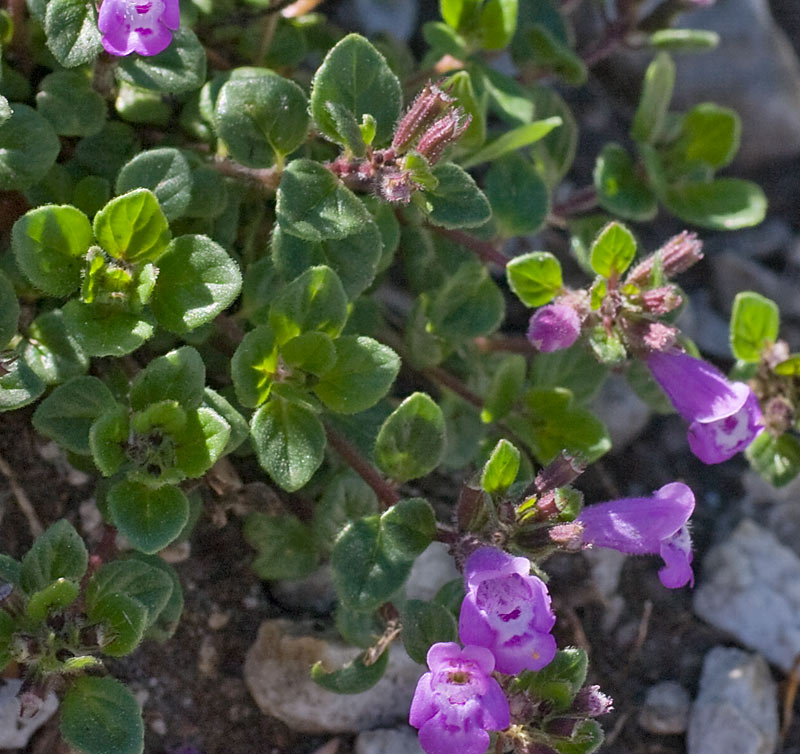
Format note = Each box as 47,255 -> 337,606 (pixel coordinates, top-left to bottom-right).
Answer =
527,304 -> 581,352
458,548 -> 557,675
98,0 -> 180,57
409,642 -> 510,754
576,482 -> 695,588
646,350 -> 764,464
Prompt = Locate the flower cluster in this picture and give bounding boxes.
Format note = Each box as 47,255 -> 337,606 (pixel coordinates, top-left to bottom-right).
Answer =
410,548 -> 556,754
98,0 -> 179,57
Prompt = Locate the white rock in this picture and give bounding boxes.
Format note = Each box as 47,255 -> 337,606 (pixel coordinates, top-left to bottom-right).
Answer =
693,520 -> 800,672
639,681 -> 691,735
590,374 -> 651,450
0,679 -> 58,750
404,542 -> 460,602
244,619 -> 423,733
355,726 -> 424,754
687,647 -> 778,754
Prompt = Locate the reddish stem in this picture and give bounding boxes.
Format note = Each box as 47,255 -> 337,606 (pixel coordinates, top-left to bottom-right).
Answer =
324,424 -> 400,509
429,226 -> 509,268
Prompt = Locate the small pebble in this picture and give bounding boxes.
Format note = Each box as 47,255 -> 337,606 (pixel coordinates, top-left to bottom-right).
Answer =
149,717 -> 167,736
208,608 -> 230,631
639,681 -> 691,735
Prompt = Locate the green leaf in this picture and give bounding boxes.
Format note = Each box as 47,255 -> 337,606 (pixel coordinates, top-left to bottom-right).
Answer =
202,387 -> 249,455
61,676 -> 144,754
310,33 -> 402,147
532,344 -> 608,403
311,648 -> 389,694
173,407 -> 230,478
746,431 -> 800,488
650,29 -> 719,53
62,301 -> 155,357
481,438 -> 520,495
375,392 -> 446,483
0,359 -> 45,412
529,87 -> 577,186
116,27 -> 206,94
460,116 -> 561,169
231,324 -> 279,407
12,204 -> 92,296
774,355 -> 800,377
422,163 -> 492,229
22,309 -> 89,385
523,25 -> 587,86
25,578 -> 80,622
269,265 -> 348,345
593,143 -> 658,222
730,291 -> 779,362
428,260 -> 505,338
20,519 -> 88,595
314,336 -> 400,414
670,103 -> 740,170
590,221 -> 637,278
32,376 -> 116,454
243,512 -> 319,580
481,353 -> 526,423
422,21 -> 469,59
0,555 -> 21,587
150,234 -> 242,334
401,599 -> 458,663
506,251 -> 563,307
311,470 -> 380,551
215,71 -> 309,167
94,188 -> 171,264
44,0 -> 102,68
250,397 -> 326,492
664,178 -> 767,230
130,346 -> 206,411
88,592 -> 147,656
517,647 -> 588,711
272,219 -> 383,300
73,121 -> 139,183
443,70 -> 486,150
89,404 -> 128,477
276,159 -> 374,243
631,51 -> 675,143
508,388 -> 610,464
282,332 -> 337,377
335,605 -> 383,648
87,558 -> 174,631
324,101 -> 367,157
0,97 -> 11,126
485,153 -> 549,236
36,71 -> 106,137
127,553 -> 182,641
441,0 -> 481,30
552,719 -> 604,754
332,497 -> 436,611
0,270 -> 19,347
108,481 -> 190,554
479,0 -> 518,50
116,148 -> 193,222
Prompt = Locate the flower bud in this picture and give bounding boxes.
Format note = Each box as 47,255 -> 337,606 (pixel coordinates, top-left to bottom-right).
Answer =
626,231 -> 704,286
571,685 -> 614,717
415,110 -> 472,164
641,286 -> 682,315
392,82 -> 455,152
534,452 -> 586,493
527,304 -> 581,352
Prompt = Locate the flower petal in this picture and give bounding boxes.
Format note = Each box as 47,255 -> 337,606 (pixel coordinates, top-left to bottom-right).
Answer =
418,717 -> 490,754
658,525 -> 694,588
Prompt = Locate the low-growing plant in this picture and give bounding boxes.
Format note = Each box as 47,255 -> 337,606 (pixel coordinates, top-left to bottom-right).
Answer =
0,0 -> 779,751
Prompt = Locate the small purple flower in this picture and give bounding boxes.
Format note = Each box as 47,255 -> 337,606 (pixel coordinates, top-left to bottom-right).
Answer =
410,642 -> 510,754
98,0 -> 180,57
527,304 -> 581,352
647,350 -> 764,464
459,548 -> 557,675
576,482 -> 695,588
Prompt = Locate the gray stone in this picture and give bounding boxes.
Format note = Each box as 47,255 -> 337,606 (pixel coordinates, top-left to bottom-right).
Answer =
671,0 -> 800,167
711,254 -> 800,320
335,0 -> 418,42
244,619 -> 423,733
0,679 -> 58,750
355,726 -> 424,754
639,681 -> 691,735
676,291 -> 731,360
404,542 -> 460,602
702,218 -> 792,262
591,374 -> 651,449
687,647 -> 778,754
693,519 -> 800,672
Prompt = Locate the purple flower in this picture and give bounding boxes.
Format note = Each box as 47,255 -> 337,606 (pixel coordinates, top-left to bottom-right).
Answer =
98,0 -> 180,57
527,304 -> 580,352
410,642 -> 510,754
647,350 -> 764,464
576,482 -> 695,588
458,548 -> 557,675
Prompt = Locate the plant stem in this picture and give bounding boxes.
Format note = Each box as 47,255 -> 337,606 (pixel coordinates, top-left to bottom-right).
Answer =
550,185 -> 598,221
210,157 -> 282,194
429,226 -> 509,268
324,424 -> 400,509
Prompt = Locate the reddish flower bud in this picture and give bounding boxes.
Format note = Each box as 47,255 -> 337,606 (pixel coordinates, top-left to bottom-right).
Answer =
626,231 -> 704,286
392,82 -> 455,152
415,110 -> 472,164
641,286 -> 683,315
